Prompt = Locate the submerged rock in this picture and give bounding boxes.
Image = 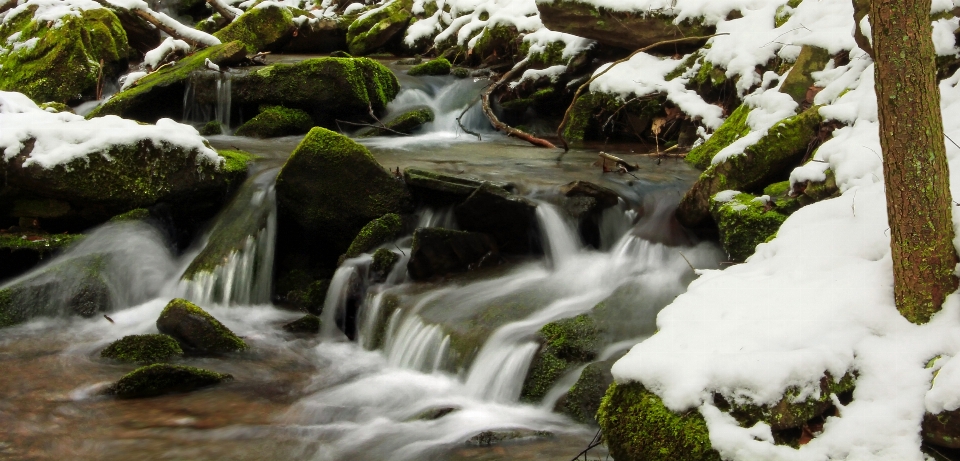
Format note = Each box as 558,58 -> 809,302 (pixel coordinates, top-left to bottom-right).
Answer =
408,58 -> 451,76
709,191 -> 787,262
345,0 -> 413,55
403,168 -> 484,206
339,213 -> 404,264
109,363 -> 232,398
455,183 -> 538,254
282,314 -> 321,334
155,298 -> 247,354
407,228 -> 500,280
213,4 -> 296,53
360,107 -> 434,136
0,4 -> 128,103
234,106 -> 314,138
100,334 -> 184,363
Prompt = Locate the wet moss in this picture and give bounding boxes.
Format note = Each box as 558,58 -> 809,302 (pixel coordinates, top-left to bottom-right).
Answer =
218,148 -> 257,175
0,232 -> 83,253
156,298 -> 247,353
710,192 -> 788,261
450,66 -> 471,78
779,46 -> 831,105
214,4 -> 295,53
0,288 -> 17,328
234,105 -> 315,138
110,363 -> 232,398
199,120 -> 223,135
521,314 -> 599,402
362,108 -> 434,136
408,57 -> 451,76
100,334 -> 184,363
370,247 -> 400,275
0,6 -> 128,103
346,0 -> 413,55
340,213 -> 403,262
685,103 -> 751,170
561,359 -> 614,424
597,382 -> 720,461
109,208 -> 151,222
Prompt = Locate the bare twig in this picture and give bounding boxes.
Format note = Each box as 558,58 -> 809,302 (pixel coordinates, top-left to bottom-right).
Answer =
481,59 -> 557,148
96,59 -> 104,100
679,251 -> 696,271
555,33 -> 728,160
335,119 -> 410,136
599,152 -> 638,171
456,98 -> 483,141
570,428 -> 603,461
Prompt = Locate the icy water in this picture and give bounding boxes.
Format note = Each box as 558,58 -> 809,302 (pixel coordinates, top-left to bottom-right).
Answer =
1,73 -> 721,460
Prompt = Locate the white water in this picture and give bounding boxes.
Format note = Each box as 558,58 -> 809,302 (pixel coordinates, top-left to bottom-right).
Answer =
216,71 -> 232,129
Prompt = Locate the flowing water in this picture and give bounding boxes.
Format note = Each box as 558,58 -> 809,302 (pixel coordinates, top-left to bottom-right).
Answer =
0,69 -> 722,460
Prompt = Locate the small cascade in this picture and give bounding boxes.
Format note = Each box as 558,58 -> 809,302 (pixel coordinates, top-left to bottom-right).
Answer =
215,71 -> 232,129
182,71 -> 232,129
535,202 -> 581,267
320,261 -> 364,340
382,310 -> 450,373
416,207 -> 458,229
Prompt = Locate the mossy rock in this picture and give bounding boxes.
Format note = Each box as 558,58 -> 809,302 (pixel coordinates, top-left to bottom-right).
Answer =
520,39 -> 569,67
402,168 -> 484,206
471,24 -> 521,64
454,182 -> 538,254
100,334 -> 184,363
275,127 -> 410,271
339,213 -> 403,263
345,0 -> 413,55
234,105 -> 314,138
779,46 -> 831,105
408,57 -> 451,76
0,254 -> 111,327
725,372 -> 856,432
87,41 -> 247,121
361,107 -> 434,136
109,363 -> 231,398
199,120 -> 224,135
677,104 -> 823,230
597,382 -> 720,461
562,92 -> 663,143
559,359 -> 616,425
109,208 -> 152,222
407,227 -> 500,280
685,103 -> 751,170
156,298 -> 247,354
709,192 -> 787,261
38,102 -> 73,113
282,314 -> 321,334
214,4 -> 296,53
762,181 -> 801,213
370,248 -> 400,279
520,314 -> 600,402
450,67 -> 471,78
0,231 -> 81,283
0,5 -> 128,103
795,168 -> 840,206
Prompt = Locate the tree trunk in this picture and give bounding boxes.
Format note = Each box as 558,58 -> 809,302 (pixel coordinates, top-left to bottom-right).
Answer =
872,0 -> 959,323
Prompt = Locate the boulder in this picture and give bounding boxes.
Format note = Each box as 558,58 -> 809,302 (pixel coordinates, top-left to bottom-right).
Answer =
408,57 -> 451,76
677,105 -> 822,230
0,4 -> 128,103
560,180 -> 620,209
345,0 -> 413,55
100,334 -> 184,363
370,248 -> 400,282
558,359 -> 616,425
520,314 -> 600,402
455,183 -> 538,254
155,298 -> 247,354
684,104 -> 752,170
109,363 -> 231,398
0,254 -> 110,327
779,46 -> 831,106
537,0 -> 713,52
213,4 -> 297,53
282,314 -> 321,334
407,228 -> 500,280
283,17 -> 347,53
360,107 -> 434,136
0,231 -> 83,282
724,373 -> 855,432
709,191 -> 787,262
275,128 -> 410,275
234,106 -> 314,138
557,181 -> 621,248
403,168 -> 484,206
199,120 -> 224,135
104,6 -> 162,55
86,41 -> 248,121
339,213 -> 403,263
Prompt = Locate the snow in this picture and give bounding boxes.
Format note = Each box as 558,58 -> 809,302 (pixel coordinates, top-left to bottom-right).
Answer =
0,91 -> 221,169
405,0 -> 543,50
118,71 -> 147,91
1,0 -> 105,24
342,2 -> 365,14
102,0 -> 221,47
143,37 -> 191,70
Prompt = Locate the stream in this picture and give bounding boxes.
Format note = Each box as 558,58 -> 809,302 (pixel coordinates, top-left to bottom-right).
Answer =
0,70 -> 723,460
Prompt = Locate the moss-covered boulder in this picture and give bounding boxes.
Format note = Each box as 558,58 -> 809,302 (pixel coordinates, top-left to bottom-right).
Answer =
340,213 -> 403,263
0,254 -> 111,327
109,363 -> 231,398
408,58 -> 451,76
562,92 -> 664,143
709,191 -> 787,261
685,104 -> 752,170
370,247 -> 401,281
0,4 -> 128,103
87,41 -> 247,121
199,120 -> 224,135
677,105 -> 822,230
537,0 -> 712,51
275,127 -> 410,275
597,382 -> 721,461
213,4 -> 296,53
0,231 -> 83,282
100,334 -> 184,363
156,298 -> 247,354
407,227 -> 500,280
559,358 -> 616,425
403,168 -> 485,206
455,183 -> 538,254
361,107 -> 434,136
345,0 -> 413,55
234,106 -> 314,138
521,314 -> 600,402
282,314 -> 321,334
724,373 -> 855,432
779,46 -> 831,106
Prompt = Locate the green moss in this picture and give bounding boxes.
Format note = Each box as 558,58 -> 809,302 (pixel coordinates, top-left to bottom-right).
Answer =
0,6 -> 128,103
597,382 -> 720,461
38,102 -> 73,113
472,24 -> 519,62
100,334 -> 183,363
685,104 -> 752,170
370,247 -> 400,274
561,360 -> 614,424
727,372 -> 856,433
109,208 -> 151,222
523,40 -> 568,67
450,66 -> 471,78
0,289 -> 16,328
563,92 -> 663,142
235,105 -> 314,138
214,4 -> 295,53
200,120 -> 223,135
665,53 -> 700,81
0,232 -> 83,253
521,314 -> 600,402
779,46 -> 831,104
110,363 -> 231,398
340,213 -> 403,262
346,0 -> 413,55
710,192 -> 787,261
157,298 -> 247,352
363,108 -> 434,136
692,59 -> 727,87
408,57 -> 452,76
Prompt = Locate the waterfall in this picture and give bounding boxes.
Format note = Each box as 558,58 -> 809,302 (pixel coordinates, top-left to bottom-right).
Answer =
215,71 -> 232,129
535,202 -> 581,267
383,310 -> 450,373
320,262 -> 364,340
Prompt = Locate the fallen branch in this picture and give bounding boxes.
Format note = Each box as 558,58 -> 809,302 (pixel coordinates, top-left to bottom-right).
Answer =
206,0 -> 240,22
555,33 -> 728,159
130,7 -> 219,48
481,59 -> 557,149
335,119 -> 410,136
456,98 -> 482,141
570,428 -> 603,461
599,151 -> 638,171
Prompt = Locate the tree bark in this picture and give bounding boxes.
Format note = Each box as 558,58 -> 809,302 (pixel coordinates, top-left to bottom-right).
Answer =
872,0 -> 959,323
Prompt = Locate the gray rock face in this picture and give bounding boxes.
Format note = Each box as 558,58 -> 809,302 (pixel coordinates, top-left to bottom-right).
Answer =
407,228 -> 500,280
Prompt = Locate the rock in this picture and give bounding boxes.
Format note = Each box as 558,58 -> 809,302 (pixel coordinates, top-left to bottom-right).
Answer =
455,183 -> 538,254
684,103 -> 751,170
275,127 -> 410,274
0,254 -> 109,327
234,105 -> 314,138
403,168 -> 485,206
779,46 -> 831,106
109,363 -> 231,398
561,92 -> 665,142
557,181 -> 621,248
407,228 -> 500,280
537,0 -> 713,52
339,213 -> 404,263
370,248 -> 400,281
38,102 -> 73,113
469,24 -> 523,65
87,41 -> 248,121
559,359 -> 616,425
100,334 -> 184,363
360,107 -> 434,136
408,57 -> 451,76
175,0 -> 211,21
466,429 -> 552,446
104,6 -> 162,55
560,181 -> 620,209
199,120 -> 224,135
155,298 -> 247,354
723,373 -> 855,432
795,168 -> 840,206
213,4 -> 297,53
924,409 -> 960,449
345,0 -> 413,55
709,191 -> 787,262
282,314 -> 321,334
597,382 -> 721,461
284,17 -> 346,53
521,314 -> 600,402
0,231 -> 83,282
68,274 -> 110,317
676,105 -> 822,230
0,4 -> 128,103
450,67 -> 471,78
